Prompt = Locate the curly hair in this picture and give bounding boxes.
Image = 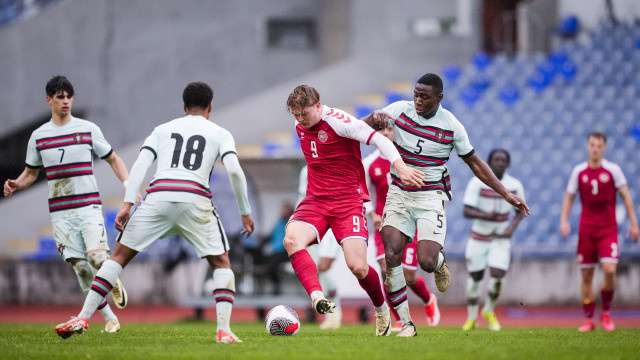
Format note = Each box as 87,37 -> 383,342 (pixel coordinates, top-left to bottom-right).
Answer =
183,82 -> 214,110
286,85 -> 320,112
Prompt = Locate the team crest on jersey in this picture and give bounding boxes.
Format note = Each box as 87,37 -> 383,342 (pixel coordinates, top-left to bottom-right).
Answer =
581,174 -> 589,183
74,133 -> 83,143
435,129 -> 445,142
318,130 -> 328,143
599,173 -> 610,183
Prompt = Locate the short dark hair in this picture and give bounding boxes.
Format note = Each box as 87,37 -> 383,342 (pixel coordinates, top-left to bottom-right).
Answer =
46,75 -> 74,98
487,148 -> 510,164
416,73 -> 443,94
286,85 -> 320,112
183,82 -> 214,110
588,131 -> 607,143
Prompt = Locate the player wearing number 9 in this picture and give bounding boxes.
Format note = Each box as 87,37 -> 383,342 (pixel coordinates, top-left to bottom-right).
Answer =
560,131 -> 639,332
54,82 -> 253,343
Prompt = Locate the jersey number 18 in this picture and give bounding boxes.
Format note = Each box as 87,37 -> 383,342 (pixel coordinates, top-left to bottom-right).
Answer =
171,133 -> 206,170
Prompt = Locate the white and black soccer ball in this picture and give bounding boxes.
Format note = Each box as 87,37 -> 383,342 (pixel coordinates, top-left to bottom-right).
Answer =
265,305 -> 300,336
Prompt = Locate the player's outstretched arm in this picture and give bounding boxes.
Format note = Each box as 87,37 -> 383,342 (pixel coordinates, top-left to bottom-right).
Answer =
559,192 -> 574,238
105,151 -> 142,204
104,151 -> 129,184
618,185 -> 639,242
3,167 -> 39,197
361,110 -> 394,130
221,153 -> 253,237
463,153 -> 530,216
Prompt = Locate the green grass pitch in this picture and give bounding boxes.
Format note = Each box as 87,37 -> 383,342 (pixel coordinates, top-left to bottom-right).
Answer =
1,322 -> 638,360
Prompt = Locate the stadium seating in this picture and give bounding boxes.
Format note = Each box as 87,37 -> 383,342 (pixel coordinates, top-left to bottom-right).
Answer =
350,20 -> 640,258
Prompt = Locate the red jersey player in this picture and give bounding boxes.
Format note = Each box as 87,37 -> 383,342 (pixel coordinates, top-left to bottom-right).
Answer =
560,131 -> 639,332
363,125 -> 440,330
283,85 -> 424,336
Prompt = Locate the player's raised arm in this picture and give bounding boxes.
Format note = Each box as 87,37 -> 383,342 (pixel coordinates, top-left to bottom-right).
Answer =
361,110 -> 395,130
462,153 -> 530,216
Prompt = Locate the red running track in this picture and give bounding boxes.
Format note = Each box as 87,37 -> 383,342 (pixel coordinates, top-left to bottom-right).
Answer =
1,305 -> 639,328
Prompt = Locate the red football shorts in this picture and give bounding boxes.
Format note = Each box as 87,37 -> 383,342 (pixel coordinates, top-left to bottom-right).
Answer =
374,227 -> 418,269
577,223 -> 619,267
290,196 -> 368,245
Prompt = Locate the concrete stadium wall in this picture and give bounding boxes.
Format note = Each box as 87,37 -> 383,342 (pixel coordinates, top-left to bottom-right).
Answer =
1,257 -> 638,306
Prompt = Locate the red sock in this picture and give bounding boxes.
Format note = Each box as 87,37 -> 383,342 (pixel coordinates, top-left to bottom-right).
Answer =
290,249 -> 322,295
387,294 -> 401,321
583,299 -> 595,319
358,266 -> 386,307
601,289 -> 614,312
409,276 -> 432,304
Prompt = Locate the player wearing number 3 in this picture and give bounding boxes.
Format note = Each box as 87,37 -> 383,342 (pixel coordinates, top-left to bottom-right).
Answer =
560,131 -> 639,332
283,85 -> 425,337
55,82 -> 254,343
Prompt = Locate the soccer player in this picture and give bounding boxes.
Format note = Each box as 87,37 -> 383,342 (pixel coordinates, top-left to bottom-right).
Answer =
4,75 -> 129,333
362,125 -> 440,331
297,166 -> 344,330
362,73 -> 530,336
560,131 -> 639,332
284,85 -> 425,336
54,82 -> 255,343
460,149 -> 525,331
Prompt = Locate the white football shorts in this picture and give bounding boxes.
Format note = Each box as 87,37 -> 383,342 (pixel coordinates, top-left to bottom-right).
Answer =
381,185 -> 447,247
464,237 -> 511,272
51,206 -> 109,261
119,198 -> 229,258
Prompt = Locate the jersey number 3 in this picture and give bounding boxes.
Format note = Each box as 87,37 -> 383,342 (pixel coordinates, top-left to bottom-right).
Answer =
171,133 -> 206,170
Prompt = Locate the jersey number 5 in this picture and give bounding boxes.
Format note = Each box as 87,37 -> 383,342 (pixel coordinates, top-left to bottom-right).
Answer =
171,133 -> 206,170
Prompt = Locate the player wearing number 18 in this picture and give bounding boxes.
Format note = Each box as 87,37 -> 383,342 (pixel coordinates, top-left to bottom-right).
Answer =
55,82 -> 255,343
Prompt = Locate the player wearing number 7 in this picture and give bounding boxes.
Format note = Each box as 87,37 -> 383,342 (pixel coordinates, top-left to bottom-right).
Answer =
284,85 -> 425,337
4,75 -> 129,334
55,82 -> 254,343
560,131 -> 639,332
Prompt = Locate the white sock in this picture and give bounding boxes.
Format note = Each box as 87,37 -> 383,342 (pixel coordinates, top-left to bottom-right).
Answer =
212,268 -> 235,332
374,303 -> 389,314
78,260 -> 122,319
310,290 -> 325,301
385,265 -> 413,325
483,277 -> 502,313
436,251 -> 444,270
72,260 -> 117,321
466,277 -> 481,321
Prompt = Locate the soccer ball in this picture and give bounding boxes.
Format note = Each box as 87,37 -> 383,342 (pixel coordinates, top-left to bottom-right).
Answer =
265,305 -> 300,336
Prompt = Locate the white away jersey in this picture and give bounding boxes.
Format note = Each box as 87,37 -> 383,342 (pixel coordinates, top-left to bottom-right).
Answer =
25,116 -> 113,213
463,173 -> 525,237
383,101 -> 474,199
140,115 -> 237,202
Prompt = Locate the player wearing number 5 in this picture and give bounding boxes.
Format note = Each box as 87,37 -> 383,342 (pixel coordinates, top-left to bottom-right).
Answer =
55,82 -> 254,343
284,85 -> 425,337
560,132 -> 639,332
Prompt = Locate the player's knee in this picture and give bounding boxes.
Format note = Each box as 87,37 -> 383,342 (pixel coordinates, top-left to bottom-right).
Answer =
88,251 -> 109,269
282,235 -> 300,254
72,260 -> 93,279
348,263 -> 369,279
418,256 -> 438,273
